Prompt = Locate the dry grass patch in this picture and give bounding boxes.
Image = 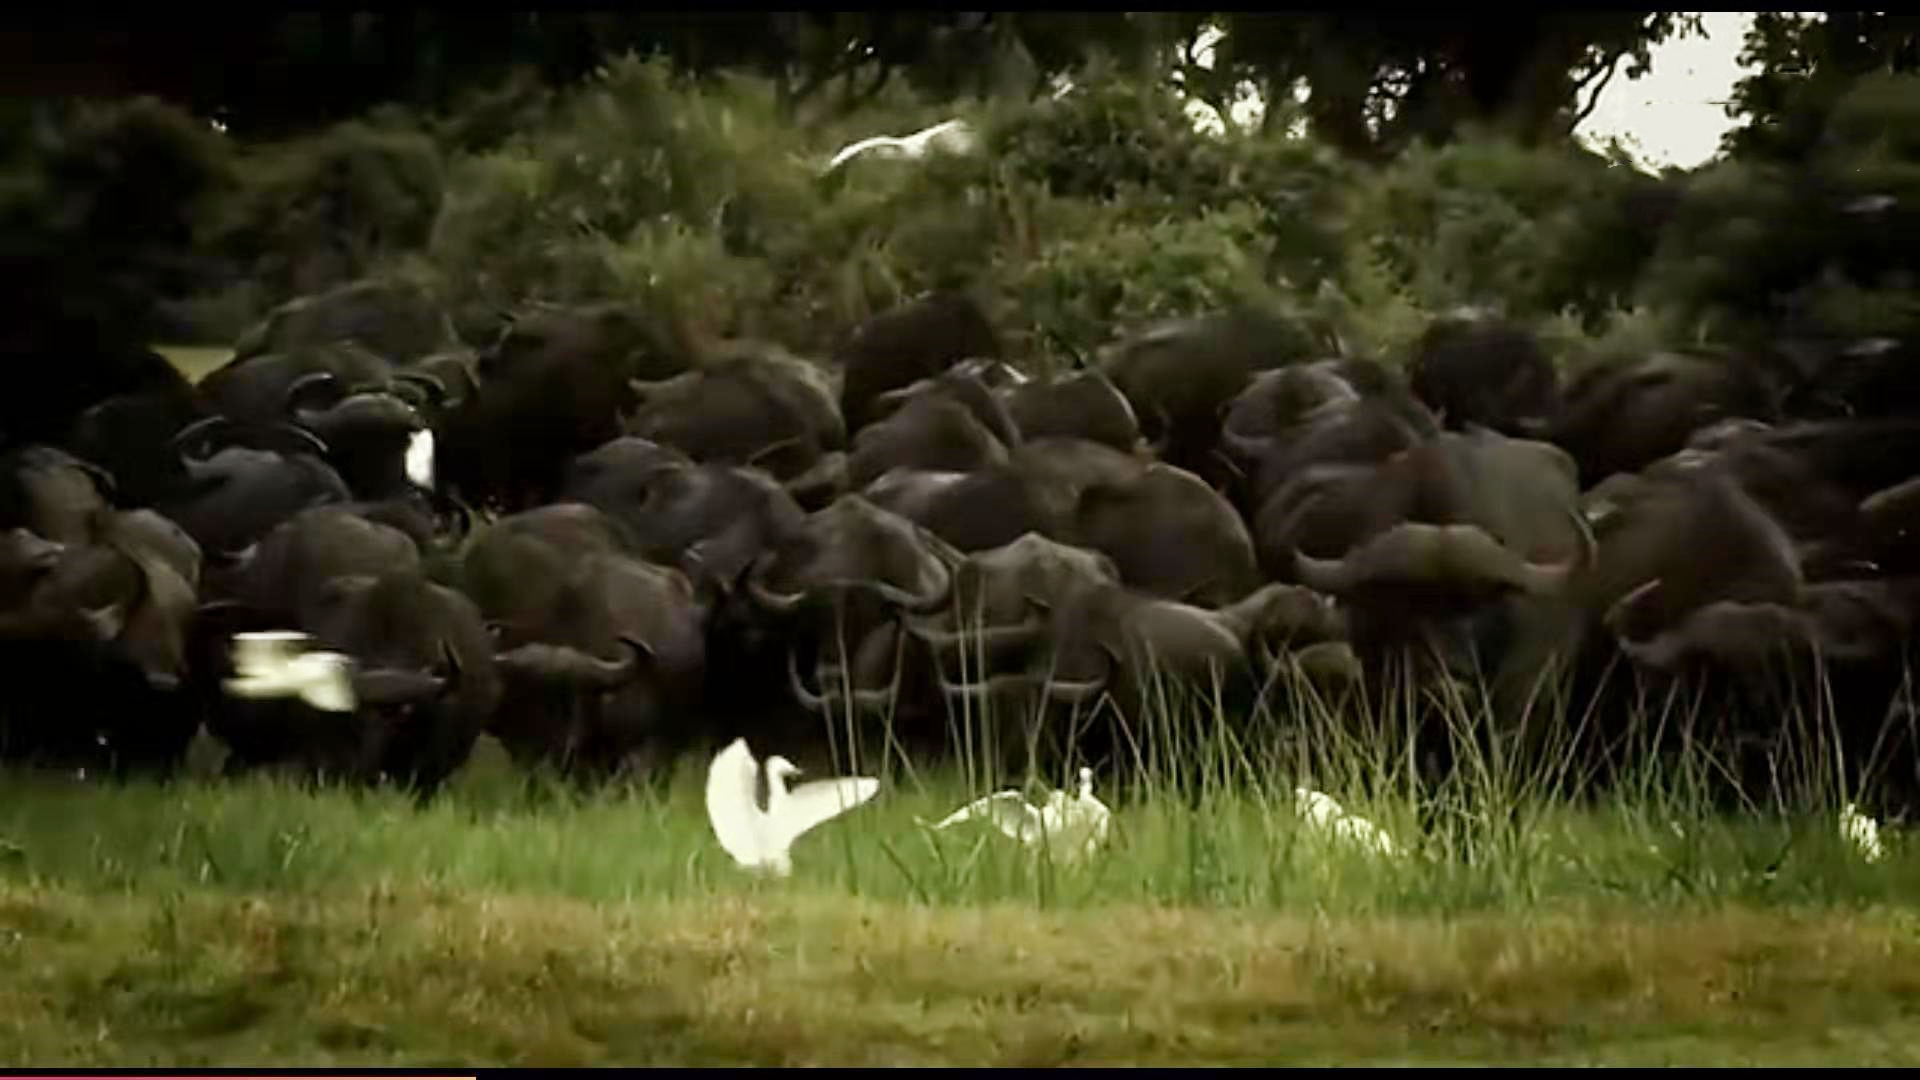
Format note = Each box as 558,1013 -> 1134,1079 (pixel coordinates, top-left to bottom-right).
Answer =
3,882 -> 1920,1066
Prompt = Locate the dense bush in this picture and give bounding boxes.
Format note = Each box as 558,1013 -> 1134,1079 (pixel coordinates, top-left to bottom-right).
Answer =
1641,73 -> 1920,347
205,118 -> 446,306
49,46 -> 1920,387
0,96 -> 235,350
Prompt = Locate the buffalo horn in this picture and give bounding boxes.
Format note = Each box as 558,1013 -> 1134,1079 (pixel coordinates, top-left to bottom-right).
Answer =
745,561 -> 807,614
283,371 -> 341,413
786,648 -> 827,712
170,415 -> 237,463
903,609 -> 1045,655
270,421 -> 331,458
392,370 -> 449,405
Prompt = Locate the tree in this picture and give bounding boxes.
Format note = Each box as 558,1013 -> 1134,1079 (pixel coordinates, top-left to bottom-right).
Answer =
1190,13 -> 1700,160
1722,12 -> 1920,162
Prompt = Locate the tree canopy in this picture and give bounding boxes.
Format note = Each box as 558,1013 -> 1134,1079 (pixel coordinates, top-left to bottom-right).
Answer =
4,12 -> 1703,156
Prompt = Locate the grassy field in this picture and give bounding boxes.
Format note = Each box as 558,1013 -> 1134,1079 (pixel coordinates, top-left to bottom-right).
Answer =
105,340 -> 1920,1063
2,727 -> 1918,1066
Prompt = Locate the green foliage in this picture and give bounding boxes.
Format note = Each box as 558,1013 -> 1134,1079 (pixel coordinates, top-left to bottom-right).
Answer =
1643,72 -> 1920,346
204,118 -> 445,309
427,56 -> 824,347
0,96 -> 235,346
120,38 -> 1920,373
1006,203 -> 1283,362
1340,132 -> 1667,329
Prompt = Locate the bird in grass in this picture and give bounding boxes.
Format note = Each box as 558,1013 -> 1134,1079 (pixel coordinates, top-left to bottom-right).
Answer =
928,766 -> 1113,865
705,738 -> 881,878
222,630 -> 356,713
1294,787 -> 1400,858
1842,802 -> 1887,863
821,118 -> 979,176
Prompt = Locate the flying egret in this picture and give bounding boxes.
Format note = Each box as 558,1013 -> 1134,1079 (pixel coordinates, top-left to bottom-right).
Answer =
1294,787 -> 1399,858
222,630 -> 356,713
705,738 -> 881,878
405,428 -> 436,491
1842,802 -> 1887,863
821,118 -> 979,175
928,766 -> 1113,865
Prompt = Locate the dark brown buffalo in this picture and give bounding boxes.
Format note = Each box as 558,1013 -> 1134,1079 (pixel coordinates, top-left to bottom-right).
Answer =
623,341 -> 845,486
1,445 -> 117,544
209,570 -> 501,797
486,550 -> 709,782
835,289 -> 1003,436
1001,367 -> 1141,453
1098,308 -> 1320,487
0,506 -> 203,776
902,531 -> 1352,786
1551,348 -> 1789,488
1255,428 -> 1593,626
438,301 -> 691,510
1406,310 -> 1561,437
155,425 -> 353,560
232,277 -> 464,366
736,494 -> 961,768
845,390 -> 1013,490
1221,359 -> 1439,520
863,436 -> 1256,606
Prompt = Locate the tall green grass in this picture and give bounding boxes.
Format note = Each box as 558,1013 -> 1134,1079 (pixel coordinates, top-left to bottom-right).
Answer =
2,644 -> 1909,918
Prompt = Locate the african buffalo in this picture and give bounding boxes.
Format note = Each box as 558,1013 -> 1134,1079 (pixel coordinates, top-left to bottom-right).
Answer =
1406,310 -> 1561,437
622,341 -> 845,486
559,437 -> 807,595
232,277 -> 464,366
0,507 -> 203,776
1552,347 -> 1789,488
903,532 -> 1351,786
438,301 -> 691,510
1000,367 -> 1141,453
209,570 -> 501,797
1098,307 -> 1320,486
458,504 -> 709,781
835,289 -> 1003,436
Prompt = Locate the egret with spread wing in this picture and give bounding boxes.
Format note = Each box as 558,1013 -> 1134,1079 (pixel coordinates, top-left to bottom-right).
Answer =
822,118 -> 979,175
705,738 -> 881,877
929,766 -> 1112,865
223,630 -> 357,713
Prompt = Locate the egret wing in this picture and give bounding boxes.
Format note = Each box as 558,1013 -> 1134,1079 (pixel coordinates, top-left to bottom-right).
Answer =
930,789 -> 1024,831
1295,788 -> 1346,828
775,776 -> 881,847
231,631 -> 310,676
937,791 -> 1045,846
296,653 -> 358,713
826,137 -> 893,172
705,739 -> 770,867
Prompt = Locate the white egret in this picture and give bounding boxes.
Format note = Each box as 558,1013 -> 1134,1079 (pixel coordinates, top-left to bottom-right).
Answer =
1842,802 -> 1887,863
1294,787 -> 1399,858
405,427 -> 436,491
222,630 -> 356,713
822,118 -> 979,175
928,766 -> 1112,865
704,738 -> 881,878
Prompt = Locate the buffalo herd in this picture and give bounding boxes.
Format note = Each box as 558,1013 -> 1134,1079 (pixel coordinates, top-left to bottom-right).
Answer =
7,278 -> 1920,820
